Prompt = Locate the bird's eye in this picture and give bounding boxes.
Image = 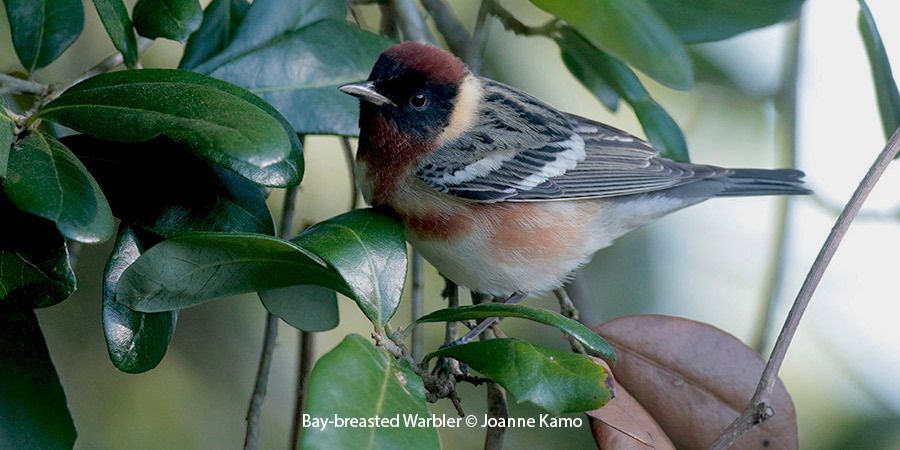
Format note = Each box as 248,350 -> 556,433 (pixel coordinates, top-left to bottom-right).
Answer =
409,93 -> 428,109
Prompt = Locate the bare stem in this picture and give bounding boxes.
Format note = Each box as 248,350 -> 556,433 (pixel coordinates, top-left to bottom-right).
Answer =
466,0 -> 492,74
0,73 -> 48,96
390,0 -> 436,42
554,288 -> 586,354
709,128 -> 900,449
290,331 -> 315,449
752,22 -> 802,354
478,295 -> 507,450
244,186 -> 300,450
420,0 -> 471,56
410,251 -> 426,361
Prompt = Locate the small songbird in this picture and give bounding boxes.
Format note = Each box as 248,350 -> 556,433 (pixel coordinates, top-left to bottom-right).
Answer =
340,42 -> 809,317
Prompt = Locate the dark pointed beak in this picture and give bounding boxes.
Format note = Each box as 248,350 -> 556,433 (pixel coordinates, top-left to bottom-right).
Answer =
339,81 -> 395,106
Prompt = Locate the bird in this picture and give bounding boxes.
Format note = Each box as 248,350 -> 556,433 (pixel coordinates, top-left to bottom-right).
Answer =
340,42 -> 809,341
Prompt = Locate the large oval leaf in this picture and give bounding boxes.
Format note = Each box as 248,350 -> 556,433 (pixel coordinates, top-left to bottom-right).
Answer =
2,131 -> 114,243
37,69 -> 297,187
858,0 -> 900,143
0,308 -> 76,450
193,0 -> 346,74
259,285 -> 339,332
63,135 -> 275,237
91,0 -> 139,67
300,334 -> 440,450
595,315 -> 797,450
429,338 -> 612,415
645,0 -> 804,44
417,303 -> 616,362
179,0 -> 250,70
3,0 -> 84,72
103,227 -> 176,373
531,0 -> 692,90
132,0 -> 202,42
556,27 -> 688,161
205,19 -> 392,136
0,198 -> 75,309
117,209 -> 407,328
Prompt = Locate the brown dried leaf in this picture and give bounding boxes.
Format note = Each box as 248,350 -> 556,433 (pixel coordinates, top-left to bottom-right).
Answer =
594,315 -> 797,450
588,357 -> 676,450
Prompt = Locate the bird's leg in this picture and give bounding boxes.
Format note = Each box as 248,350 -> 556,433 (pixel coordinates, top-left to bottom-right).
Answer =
452,292 -> 527,345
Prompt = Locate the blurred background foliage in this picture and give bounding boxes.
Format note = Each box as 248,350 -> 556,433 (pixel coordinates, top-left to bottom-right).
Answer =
4,0 -> 900,449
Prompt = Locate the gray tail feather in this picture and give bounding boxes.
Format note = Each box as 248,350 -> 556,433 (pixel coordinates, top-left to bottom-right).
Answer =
715,168 -> 811,197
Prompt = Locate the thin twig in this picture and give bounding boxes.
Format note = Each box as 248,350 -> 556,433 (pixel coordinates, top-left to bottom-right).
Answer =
290,330 -> 315,450
709,128 -> 900,449
0,73 -> 48,96
752,22 -> 802,354
244,186 -> 300,450
466,0 -> 492,74
420,0 -> 471,56
554,288 -> 586,354
478,295 -> 507,450
390,0 -> 436,42
340,137 -> 360,209
487,0 -> 558,37
410,251 -> 426,361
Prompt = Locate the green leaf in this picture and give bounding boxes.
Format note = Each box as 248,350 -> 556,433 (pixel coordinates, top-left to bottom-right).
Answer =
132,0 -> 202,42
3,0 -> 84,72
179,0 -> 250,70
2,131 -> 114,243
300,334 -> 440,450
417,304 -> 616,362
293,209 -> 407,327
91,0 -> 139,68
193,0 -> 346,73
37,69 -> 298,187
531,0 -> 692,90
645,0 -> 805,44
260,285 -> 339,332
62,135 -> 275,237
429,338 -> 612,415
203,19 -> 392,136
0,106 -> 13,178
0,308 -> 77,449
117,209 -> 407,328
0,198 -> 75,309
858,0 -> 900,142
556,27 -> 689,161
103,227 -> 176,373
561,46 -> 620,111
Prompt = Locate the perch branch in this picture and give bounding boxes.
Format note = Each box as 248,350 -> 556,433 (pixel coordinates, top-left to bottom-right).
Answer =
290,330 -> 315,450
0,73 -> 48,96
554,288 -> 586,354
390,0 -> 436,42
420,0 -> 471,56
466,0 -> 492,74
710,128 -> 900,449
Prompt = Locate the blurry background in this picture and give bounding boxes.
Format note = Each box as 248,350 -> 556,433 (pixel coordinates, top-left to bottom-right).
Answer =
4,0 -> 900,448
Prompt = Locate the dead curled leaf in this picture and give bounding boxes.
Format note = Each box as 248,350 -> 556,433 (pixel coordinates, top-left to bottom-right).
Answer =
588,357 -> 676,450
594,315 -> 798,450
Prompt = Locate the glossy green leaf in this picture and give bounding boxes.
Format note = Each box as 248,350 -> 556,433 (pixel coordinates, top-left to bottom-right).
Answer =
561,45 -> 620,111
103,227 -> 176,373
430,338 -> 612,415
203,19 -> 392,135
0,106 -> 12,178
117,209 -> 407,328
2,131 -> 114,243
0,198 -> 75,309
3,0 -> 84,72
858,0 -> 900,143
260,285 -> 339,332
193,0 -> 346,73
62,135 -> 275,237
0,308 -> 76,449
91,0 -> 139,67
37,69 -> 298,187
531,0 -> 691,90
300,334 -> 440,450
293,209 -> 406,327
417,304 -> 616,362
557,27 -> 689,161
179,0 -> 250,70
132,0 -> 202,42
645,0 -> 804,44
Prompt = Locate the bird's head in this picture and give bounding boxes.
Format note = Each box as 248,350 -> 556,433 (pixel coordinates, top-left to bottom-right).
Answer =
340,41 -> 481,151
